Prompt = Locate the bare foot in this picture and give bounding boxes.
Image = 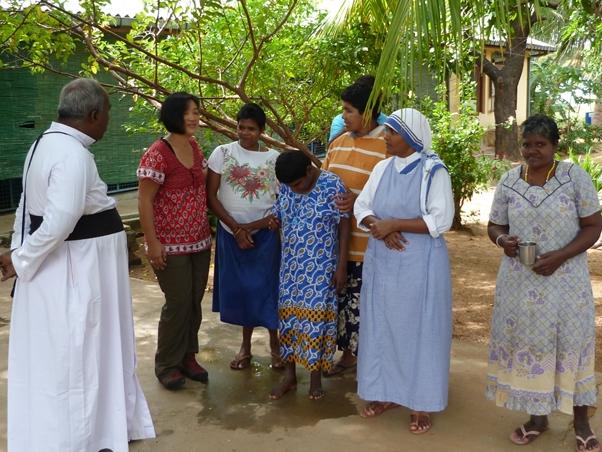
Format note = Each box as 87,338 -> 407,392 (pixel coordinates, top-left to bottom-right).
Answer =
309,388 -> 325,400
269,377 -> 297,400
409,412 -> 432,434
361,401 -> 399,418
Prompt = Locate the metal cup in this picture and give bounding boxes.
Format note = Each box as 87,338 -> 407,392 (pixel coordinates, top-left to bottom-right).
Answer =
518,241 -> 537,266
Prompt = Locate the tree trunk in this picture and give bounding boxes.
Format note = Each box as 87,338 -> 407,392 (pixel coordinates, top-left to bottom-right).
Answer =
451,198 -> 462,230
479,15 -> 534,161
493,73 -> 521,160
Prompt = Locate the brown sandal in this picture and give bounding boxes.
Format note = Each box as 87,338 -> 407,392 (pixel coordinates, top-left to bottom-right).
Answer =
361,401 -> 398,418
270,352 -> 285,370
229,353 -> 252,370
409,412 -> 432,434
323,362 -> 357,378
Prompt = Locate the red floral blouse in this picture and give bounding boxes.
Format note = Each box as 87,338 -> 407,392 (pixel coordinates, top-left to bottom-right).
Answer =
137,138 -> 211,255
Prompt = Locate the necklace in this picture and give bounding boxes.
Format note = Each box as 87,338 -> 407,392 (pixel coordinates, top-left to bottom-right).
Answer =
239,140 -> 261,152
524,160 -> 557,184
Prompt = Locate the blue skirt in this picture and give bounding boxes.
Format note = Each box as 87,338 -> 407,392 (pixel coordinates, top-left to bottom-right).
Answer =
212,223 -> 280,329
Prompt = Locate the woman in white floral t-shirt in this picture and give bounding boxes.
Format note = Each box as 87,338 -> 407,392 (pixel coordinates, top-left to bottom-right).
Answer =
207,103 -> 283,370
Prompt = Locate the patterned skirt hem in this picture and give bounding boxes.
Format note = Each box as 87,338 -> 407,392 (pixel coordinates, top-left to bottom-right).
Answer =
486,378 -> 597,415
282,354 -> 334,372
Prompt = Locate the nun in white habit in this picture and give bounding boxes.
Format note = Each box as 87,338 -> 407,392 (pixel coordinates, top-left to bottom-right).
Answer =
1,78 -> 155,452
354,108 -> 454,434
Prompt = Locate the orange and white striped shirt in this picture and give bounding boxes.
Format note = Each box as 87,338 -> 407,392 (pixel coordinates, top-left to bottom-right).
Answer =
321,126 -> 387,262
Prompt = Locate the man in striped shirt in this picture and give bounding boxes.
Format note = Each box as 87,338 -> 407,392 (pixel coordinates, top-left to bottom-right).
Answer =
322,75 -> 389,376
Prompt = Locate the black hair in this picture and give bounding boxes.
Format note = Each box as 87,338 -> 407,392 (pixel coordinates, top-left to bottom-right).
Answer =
275,150 -> 311,184
236,102 -> 266,129
521,114 -> 560,145
159,92 -> 200,134
340,75 -> 381,120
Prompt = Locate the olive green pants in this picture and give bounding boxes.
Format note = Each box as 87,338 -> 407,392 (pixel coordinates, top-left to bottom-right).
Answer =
153,250 -> 210,378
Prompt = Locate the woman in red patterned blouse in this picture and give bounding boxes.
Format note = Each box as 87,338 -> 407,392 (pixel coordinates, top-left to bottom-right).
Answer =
137,92 -> 212,390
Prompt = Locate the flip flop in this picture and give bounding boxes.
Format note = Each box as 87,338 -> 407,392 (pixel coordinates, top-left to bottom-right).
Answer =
509,424 -> 547,445
323,362 -> 357,378
229,353 -> 252,370
361,401 -> 398,418
576,434 -> 600,452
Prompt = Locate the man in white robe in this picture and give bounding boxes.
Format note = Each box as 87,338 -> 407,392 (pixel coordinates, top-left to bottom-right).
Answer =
0,78 -> 155,452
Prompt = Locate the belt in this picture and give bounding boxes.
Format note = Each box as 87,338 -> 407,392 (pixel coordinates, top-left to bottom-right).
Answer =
29,208 -> 124,241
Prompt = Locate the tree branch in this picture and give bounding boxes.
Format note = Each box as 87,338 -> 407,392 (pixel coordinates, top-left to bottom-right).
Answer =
39,0 -> 241,95
0,5 -> 37,48
239,0 -> 258,53
476,53 -> 501,81
237,0 -> 298,91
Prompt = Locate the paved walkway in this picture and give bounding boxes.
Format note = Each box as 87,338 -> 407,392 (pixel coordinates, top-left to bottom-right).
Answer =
0,276 -> 600,451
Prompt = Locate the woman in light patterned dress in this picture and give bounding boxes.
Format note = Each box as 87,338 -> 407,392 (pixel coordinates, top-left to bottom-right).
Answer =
487,114 -> 602,451
269,150 -> 350,400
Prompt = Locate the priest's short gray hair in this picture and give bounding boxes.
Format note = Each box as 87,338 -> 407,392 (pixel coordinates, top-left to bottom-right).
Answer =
57,78 -> 107,119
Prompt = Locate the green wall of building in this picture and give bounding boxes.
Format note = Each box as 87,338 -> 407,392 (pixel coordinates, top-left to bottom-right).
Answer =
0,51 -> 159,211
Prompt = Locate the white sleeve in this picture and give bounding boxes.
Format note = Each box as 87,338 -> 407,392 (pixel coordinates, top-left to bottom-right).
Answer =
422,168 -> 454,238
354,161 -> 387,231
207,145 -> 226,174
11,153 -> 89,281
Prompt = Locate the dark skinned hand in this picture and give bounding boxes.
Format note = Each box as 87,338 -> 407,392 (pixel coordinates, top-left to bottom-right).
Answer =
333,263 -> 347,294
369,219 -> 395,240
335,191 -> 357,214
234,228 -> 254,249
498,234 -> 519,258
532,250 -> 567,276
383,231 -> 408,251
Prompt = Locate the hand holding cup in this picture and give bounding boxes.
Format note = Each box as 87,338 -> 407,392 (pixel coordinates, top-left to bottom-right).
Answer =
498,234 -> 519,258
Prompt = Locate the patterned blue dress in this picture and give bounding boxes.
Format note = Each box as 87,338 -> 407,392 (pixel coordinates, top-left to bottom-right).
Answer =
272,171 -> 347,371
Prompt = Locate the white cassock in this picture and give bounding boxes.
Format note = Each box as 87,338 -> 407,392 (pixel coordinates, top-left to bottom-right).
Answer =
8,122 -> 155,452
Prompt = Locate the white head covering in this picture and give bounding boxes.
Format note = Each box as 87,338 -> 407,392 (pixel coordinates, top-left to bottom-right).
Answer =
384,108 -> 433,153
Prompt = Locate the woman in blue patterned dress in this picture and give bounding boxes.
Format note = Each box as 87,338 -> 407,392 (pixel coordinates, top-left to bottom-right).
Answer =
269,150 -> 351,400
487,114 -> 602,451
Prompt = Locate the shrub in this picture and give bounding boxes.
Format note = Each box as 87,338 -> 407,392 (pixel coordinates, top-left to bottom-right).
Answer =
559,123 -> 602,155
568,148 -> 602,192
419,84 -> 494,228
